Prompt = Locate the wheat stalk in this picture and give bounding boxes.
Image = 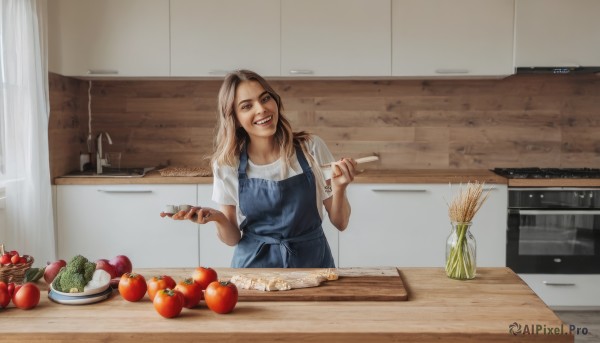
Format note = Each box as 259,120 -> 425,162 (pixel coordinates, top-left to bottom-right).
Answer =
447,181 -> 492,223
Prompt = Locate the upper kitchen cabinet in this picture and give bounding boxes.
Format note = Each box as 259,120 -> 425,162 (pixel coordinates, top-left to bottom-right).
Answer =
170,0 -> 280,77
48,0 -> 170,77
392,0 -> 515,77
281,0 -> 391,77
515,0 -> 600,67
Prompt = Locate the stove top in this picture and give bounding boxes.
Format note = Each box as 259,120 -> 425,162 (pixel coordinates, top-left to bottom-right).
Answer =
492,168 -> 600,179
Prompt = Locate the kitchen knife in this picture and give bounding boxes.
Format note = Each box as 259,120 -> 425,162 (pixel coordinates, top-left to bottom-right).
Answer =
321,155 -> 379,180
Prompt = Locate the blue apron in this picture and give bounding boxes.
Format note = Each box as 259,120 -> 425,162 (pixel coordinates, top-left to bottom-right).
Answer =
231,145 -> 335,268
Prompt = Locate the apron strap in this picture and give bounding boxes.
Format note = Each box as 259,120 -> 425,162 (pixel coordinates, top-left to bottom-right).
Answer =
238,146 -> 249,179
243,229 -> 324,268
294,145 -> 314,187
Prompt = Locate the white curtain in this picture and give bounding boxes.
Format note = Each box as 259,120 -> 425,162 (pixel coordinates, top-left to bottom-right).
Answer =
0,0 -> 55,264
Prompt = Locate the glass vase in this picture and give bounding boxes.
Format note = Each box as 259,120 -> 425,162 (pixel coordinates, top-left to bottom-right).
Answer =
445,221 -> 476,280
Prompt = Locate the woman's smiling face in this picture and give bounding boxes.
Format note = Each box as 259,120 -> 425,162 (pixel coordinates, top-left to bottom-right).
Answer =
234,80 -> 279,141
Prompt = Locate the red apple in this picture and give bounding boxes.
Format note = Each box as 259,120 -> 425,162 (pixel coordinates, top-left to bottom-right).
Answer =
96,259 -> 117,279
109,255 -> 132,277
44,259 -> 67,284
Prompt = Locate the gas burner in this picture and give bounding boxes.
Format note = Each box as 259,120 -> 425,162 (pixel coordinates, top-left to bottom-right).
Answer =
493,168 -> 600,179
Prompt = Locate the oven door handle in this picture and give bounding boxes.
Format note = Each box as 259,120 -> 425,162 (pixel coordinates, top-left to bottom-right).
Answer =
518,210 -> 600,215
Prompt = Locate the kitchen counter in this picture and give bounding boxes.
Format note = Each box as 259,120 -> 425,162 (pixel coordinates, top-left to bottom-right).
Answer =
54,169 -> 507,185
0,267 -> 572,342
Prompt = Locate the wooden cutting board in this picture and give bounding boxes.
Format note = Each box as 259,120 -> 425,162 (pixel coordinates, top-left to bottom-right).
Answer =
224,267 -> 408,302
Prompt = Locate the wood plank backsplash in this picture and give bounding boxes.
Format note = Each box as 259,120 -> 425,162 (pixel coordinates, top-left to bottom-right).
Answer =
48,73 -> 600,181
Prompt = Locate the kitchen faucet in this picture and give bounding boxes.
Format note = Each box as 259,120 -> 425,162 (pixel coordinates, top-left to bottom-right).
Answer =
96,132 -> 113,174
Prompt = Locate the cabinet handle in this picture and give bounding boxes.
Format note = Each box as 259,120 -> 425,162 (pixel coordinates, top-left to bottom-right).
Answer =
543,281 -> 576,287
371,189 -> 428,193
289,69 -> 314,75
87,69 -> 119,75
208,69 -> 231,75
97,189 -> 153,194
434,69 -> 469,74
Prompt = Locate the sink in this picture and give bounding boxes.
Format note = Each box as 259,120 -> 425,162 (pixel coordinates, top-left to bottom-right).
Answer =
62,167 -> 155,178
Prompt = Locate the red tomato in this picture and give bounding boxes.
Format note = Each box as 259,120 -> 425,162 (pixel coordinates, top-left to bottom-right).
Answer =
0,282 -> 10,308
204,281 -> 238,314
10,254 -> 20,264
192,267 -> 218,290
12,283 -> 40,310
118,273 -> 147,302
0,254 -> 11,265
174,278 -> 203,309
153,288 -> 184,318
147,275 -> 176,301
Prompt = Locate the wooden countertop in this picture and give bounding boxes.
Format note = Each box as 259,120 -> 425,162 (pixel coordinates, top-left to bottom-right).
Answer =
54,169 -> 507,185
0,267 -> 572,343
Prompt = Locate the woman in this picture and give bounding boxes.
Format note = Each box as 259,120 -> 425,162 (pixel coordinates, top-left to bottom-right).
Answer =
167,70 -> 356,268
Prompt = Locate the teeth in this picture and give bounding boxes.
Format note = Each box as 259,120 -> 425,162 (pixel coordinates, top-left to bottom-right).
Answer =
255,116 -> 272,125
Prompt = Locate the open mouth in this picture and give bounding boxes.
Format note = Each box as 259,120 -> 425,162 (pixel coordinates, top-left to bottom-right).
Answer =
254,115 -> 273,125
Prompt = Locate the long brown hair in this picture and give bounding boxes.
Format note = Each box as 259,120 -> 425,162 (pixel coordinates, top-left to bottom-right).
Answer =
212,70 -> 322,181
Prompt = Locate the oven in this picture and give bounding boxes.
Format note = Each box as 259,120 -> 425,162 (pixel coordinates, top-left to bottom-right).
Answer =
493,168 -> 600,307
506,188 -> 600,274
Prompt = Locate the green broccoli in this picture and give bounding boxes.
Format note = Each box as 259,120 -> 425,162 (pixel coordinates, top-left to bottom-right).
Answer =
83,261 -> 96,282
51,267 -> 65,291
65,255 -> 88,273
60,271 -> 87,293
55,255 -> 97,293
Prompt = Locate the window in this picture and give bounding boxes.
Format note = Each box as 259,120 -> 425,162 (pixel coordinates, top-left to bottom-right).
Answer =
0,28 -> 6,207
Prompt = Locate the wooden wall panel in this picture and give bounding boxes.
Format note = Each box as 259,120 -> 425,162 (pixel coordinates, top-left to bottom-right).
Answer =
47,73 -> 600,181
48,73 -> 82,180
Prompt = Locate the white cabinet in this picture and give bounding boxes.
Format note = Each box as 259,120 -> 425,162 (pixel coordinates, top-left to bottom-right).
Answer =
56,185 -> 198,268
320,216 -> 340,268
48,0 -> 170,77
515,0 -> 600,67
281,0 -> 391,77
197,184 -> 235,267
339,183 -> 507,268
519,274 -> 600,309
170,0 -> 280,77
197,184 -> 340,267
392,0 -> 515,77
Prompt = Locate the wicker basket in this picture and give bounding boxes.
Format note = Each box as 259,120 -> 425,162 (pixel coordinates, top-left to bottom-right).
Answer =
0,245 -> 34,284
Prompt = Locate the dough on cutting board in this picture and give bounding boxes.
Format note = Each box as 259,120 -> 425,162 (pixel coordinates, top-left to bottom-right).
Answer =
229,269 -> 338,292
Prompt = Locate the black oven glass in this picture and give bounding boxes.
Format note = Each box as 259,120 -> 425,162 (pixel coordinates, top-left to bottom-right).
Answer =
518,214 -> 595,256
506,188 -> 600,274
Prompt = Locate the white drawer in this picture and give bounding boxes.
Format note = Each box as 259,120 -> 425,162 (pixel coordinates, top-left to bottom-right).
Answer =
519,274 -> 600,309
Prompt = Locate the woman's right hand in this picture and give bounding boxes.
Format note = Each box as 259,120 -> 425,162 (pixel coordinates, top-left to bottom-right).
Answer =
170,206 -> 219,224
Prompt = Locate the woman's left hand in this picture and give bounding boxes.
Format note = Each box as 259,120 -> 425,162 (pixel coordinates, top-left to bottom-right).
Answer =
330,157 -> 357,190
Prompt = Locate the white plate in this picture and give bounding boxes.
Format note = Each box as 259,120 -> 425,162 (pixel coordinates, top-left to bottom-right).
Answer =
48,287 -> 113,305
50,280 -> 111,297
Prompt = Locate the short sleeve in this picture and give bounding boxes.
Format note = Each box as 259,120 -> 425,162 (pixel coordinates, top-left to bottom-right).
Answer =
309,135 -> 335,166
211,162 -> 238,206
307,135 -> 335,199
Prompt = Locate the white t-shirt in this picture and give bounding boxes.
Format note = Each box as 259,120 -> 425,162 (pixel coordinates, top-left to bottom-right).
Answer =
212,135 -> 335,226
